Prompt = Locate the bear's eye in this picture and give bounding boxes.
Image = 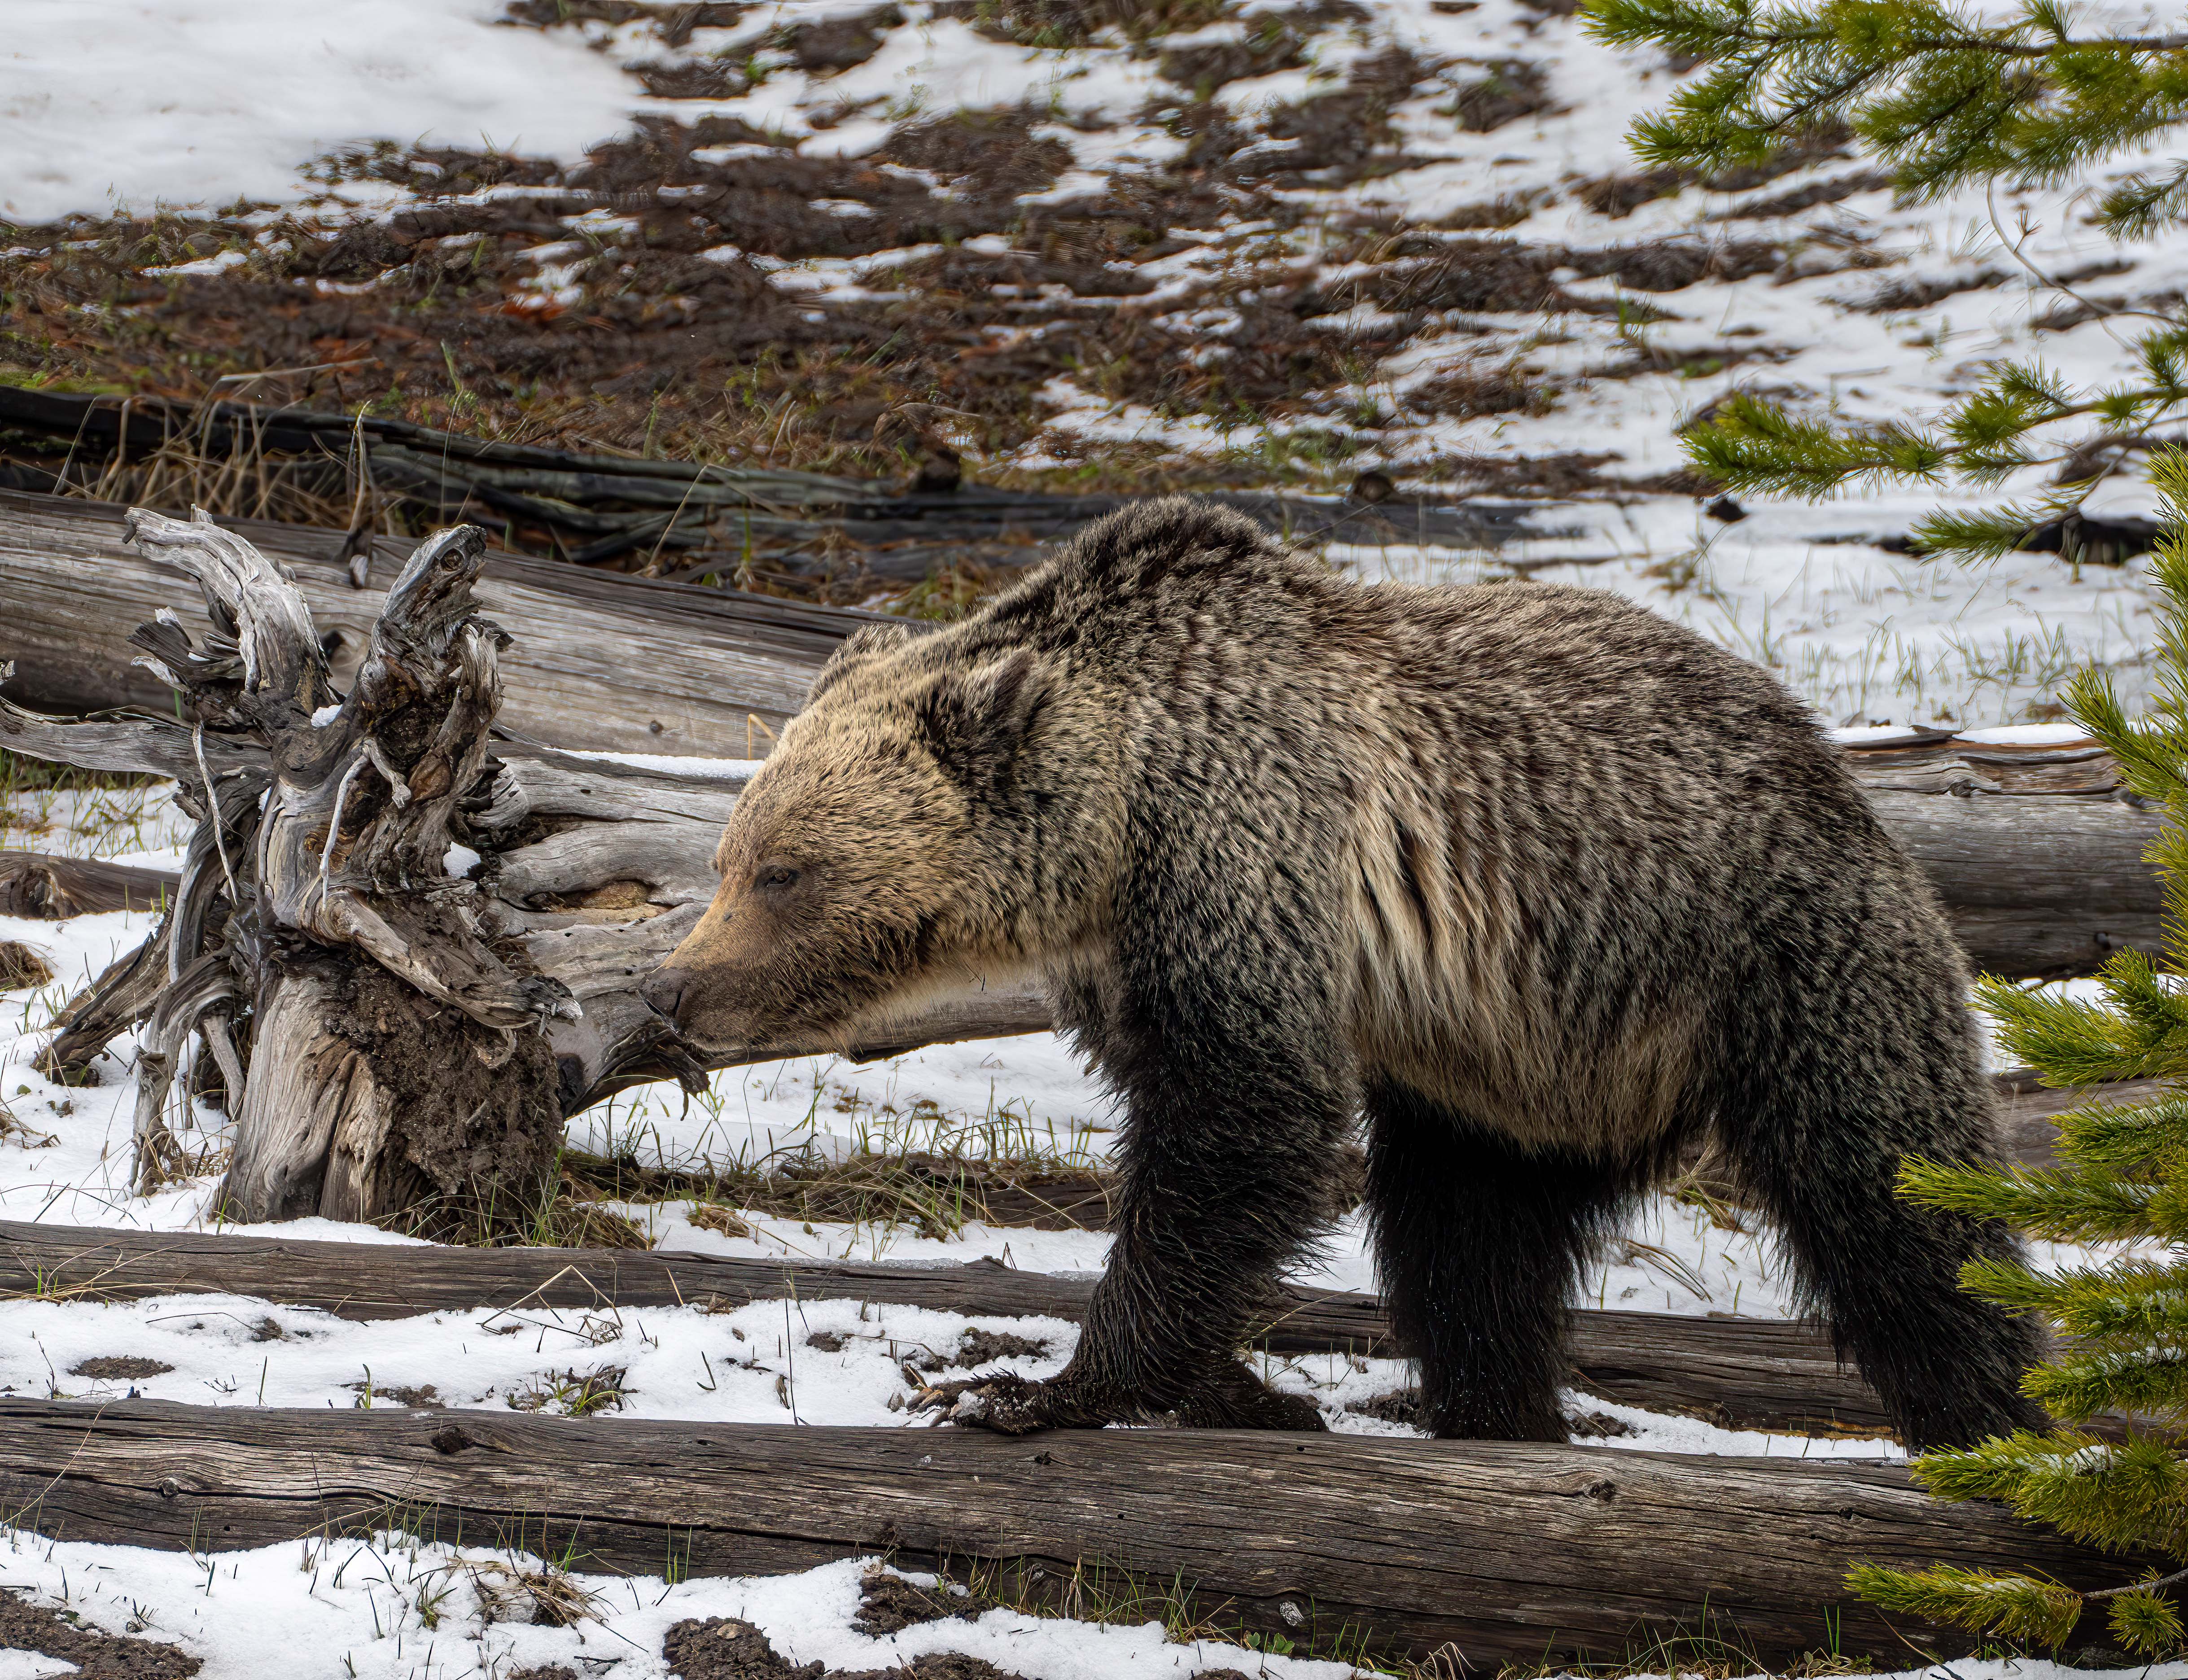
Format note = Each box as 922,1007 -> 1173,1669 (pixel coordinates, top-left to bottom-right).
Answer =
756,864 -> 800,892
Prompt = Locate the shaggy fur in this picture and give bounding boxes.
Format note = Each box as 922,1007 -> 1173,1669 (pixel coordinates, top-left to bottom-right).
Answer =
645,498 -> 2048,1448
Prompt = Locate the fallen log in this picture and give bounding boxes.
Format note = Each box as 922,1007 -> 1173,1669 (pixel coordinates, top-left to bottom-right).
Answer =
0,1397 -> 2135,1665
0,1220 -> 1899,1436
0,389 -> 1549,587
0,487 -> 856,753
1851,725 -> 2166,979
0,851 -> 176,918
2,492 -> 2166,973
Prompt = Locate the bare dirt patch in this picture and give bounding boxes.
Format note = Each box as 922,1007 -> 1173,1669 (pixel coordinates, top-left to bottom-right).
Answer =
854,1567 -> 976,1635
661,1615 -> 1026,1680
0,0 -> 1927,616
905,1329 -> 1055,1374
68,1356 -> 174,1380
955,1329 -> 1052,1365
0,1587 -> 200,1679
0,941 -> 54,989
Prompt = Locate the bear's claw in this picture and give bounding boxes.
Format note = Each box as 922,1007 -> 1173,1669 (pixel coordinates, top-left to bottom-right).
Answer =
910,1371 -> 1074,1434
909,1365 -> 1328,1435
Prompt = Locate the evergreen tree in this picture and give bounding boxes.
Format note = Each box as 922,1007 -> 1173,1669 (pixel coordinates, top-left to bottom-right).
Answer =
1580,0 -> 2188,562
1834,450 -> 2188,1653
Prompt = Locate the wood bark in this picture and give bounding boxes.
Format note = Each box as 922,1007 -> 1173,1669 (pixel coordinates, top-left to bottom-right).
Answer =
0,1219 -> 1932,1437
0,486 -> 855,754
0,389 -> 1541,588
0,851 -> 177,918
0,1397 -> 2140,1665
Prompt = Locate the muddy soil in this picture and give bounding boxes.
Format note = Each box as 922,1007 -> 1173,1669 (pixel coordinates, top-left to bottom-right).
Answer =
661,1614 -> 1024,1680
853,1569 -> 975,1636
0,942 -> 54,989
0,1588 -> 201,1679
67,1356 -> 175,1380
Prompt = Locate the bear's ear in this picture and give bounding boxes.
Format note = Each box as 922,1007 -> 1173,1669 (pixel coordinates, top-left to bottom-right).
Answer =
807,621 -> 917,704
913,648 -> 1051,778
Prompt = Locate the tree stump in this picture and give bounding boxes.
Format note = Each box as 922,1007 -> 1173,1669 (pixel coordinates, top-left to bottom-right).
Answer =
1,510 -> 1046,1226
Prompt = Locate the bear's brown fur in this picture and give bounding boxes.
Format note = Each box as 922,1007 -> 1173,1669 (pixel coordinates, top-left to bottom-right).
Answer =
645,497 -> 2045,1447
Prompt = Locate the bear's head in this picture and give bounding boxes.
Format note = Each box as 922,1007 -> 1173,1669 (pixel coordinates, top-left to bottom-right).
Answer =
642,623 -> 1060,1051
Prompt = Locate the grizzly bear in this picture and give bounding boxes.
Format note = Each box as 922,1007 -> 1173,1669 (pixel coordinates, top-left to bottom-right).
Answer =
643,498 -> 2046,1448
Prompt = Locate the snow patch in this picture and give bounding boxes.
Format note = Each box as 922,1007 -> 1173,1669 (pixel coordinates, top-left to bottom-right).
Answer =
4,0 -> 643,223
1957,723 -> 2098,745
560,749 -> 765,779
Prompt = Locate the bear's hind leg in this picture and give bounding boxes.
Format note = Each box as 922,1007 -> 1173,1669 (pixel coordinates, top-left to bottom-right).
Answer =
1719,1051 -> 2048,1451
1365,1077 -> 1632,1441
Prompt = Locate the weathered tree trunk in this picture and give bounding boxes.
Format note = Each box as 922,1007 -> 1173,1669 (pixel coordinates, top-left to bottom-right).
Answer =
0,486 -> 851,753
0,1397 -> 2143,1665
0,1216 -> 2117,1439
0,510 -> 1046,1224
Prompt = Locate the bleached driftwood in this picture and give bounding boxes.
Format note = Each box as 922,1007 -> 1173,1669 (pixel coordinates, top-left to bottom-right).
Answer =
1,510 -> 1040,1222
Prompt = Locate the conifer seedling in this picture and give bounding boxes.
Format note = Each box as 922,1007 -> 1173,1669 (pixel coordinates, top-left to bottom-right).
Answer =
1582,0 -> 2188,564
1842,451 -> 2188,1654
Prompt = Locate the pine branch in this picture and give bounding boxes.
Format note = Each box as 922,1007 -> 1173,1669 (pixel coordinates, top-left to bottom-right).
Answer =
1845,1562 -> 2083,1646
1898,1158 -> 2165,1242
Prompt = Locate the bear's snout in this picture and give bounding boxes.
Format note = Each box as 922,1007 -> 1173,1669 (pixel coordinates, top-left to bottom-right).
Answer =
641,966 -> 694,1028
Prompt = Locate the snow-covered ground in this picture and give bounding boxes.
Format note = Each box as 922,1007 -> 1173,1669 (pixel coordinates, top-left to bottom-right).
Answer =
11,0 -> 2184,727
3,1 -> 639,224
0,783 -> 2171,1679
4,1536 -> 2169,1680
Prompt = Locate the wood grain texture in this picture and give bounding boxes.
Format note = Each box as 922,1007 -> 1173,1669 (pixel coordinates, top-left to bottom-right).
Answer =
0,1221 -> 1896,1435
0,851 -> 178,917
0,1398 -> 2133,1665
0,489 -> 861,755
1865,786 -> 2165,979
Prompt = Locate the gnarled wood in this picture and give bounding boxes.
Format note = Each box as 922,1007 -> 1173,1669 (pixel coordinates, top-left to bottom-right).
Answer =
0,1397 -> 2141,1665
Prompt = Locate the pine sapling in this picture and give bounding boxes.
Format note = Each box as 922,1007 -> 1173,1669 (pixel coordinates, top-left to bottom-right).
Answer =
1582,0 -> 2188,563
1849,450 -> 2188,1653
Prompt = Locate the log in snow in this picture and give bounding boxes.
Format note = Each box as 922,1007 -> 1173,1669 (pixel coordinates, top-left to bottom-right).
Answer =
0,1220 -> 1905,1436
0,491 -> 2164,977
0,1397 -> 2133,1665
0,486 -> 855,756
0,850 -> 176,918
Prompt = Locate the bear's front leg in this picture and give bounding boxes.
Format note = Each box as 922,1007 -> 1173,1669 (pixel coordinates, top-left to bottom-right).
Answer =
919,897 -> 1355,1436
913,1358 -> 1326,1433
910,1371 -> 1110,1433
